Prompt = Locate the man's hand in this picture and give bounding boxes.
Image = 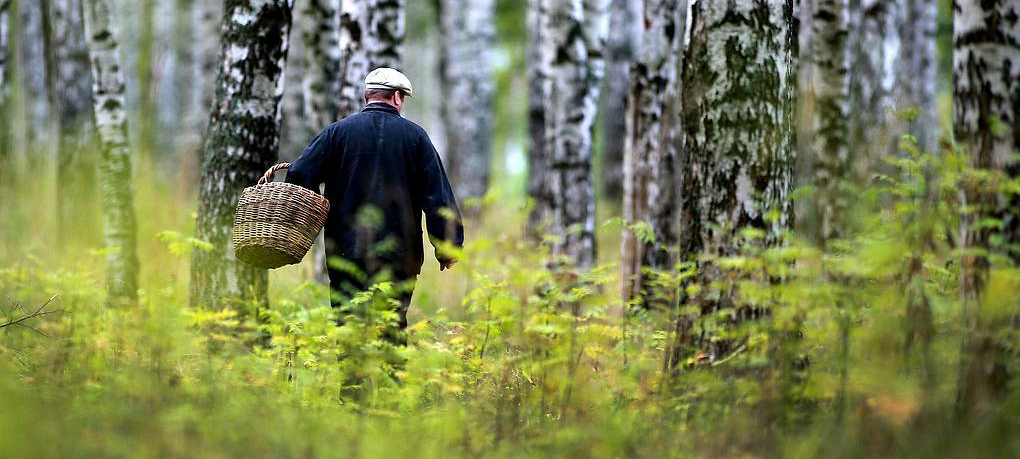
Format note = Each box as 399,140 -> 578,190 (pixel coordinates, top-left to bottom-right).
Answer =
440,259 -> 458,271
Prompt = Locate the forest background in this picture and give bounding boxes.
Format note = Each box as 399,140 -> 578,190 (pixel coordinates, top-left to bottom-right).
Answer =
2,0 -> 1020,458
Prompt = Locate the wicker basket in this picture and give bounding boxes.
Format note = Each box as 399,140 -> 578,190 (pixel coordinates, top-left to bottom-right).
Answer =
232,163 -> 330,269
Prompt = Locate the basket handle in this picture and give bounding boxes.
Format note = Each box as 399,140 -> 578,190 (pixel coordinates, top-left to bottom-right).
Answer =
257,163 -> 291,185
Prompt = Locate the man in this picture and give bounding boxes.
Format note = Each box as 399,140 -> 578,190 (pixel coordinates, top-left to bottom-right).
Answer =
285,68 -> 464,339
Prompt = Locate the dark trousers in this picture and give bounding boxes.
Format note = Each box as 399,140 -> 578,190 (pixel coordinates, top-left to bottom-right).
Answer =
327,260 -> 416,342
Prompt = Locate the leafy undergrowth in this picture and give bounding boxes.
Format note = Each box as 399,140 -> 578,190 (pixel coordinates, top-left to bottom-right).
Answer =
2,143 -> 1020,459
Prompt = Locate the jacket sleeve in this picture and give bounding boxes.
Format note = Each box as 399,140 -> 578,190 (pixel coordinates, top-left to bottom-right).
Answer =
285,126 -> 335,192
418,131 -> 465,262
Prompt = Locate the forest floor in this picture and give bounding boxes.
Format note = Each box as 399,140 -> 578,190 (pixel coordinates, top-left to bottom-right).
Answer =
1,151 -> 1019,459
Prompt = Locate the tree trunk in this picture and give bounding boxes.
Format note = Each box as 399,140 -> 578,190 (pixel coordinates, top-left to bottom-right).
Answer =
0,0 -> 10,173
538,0 -> 608,270
848,0 -> 900,175
436,0 -> 495,205
180,0 -> 222,185
599,0 -> 640,205
620,0 -> 685,308
82,0 -> 140,304
953,0 -> 1020,421
136,0 -> 156,158
17,0 -> 52,155
299,0 -> 341,286
526,0 -> 548,239
894,0 -> 937,154
808,0 -> 850,244
337,0 -> 404,119
190,0 -> 294,309
668,0 -> 798,367
45,0 -> 99,249
301,0 -> 341,129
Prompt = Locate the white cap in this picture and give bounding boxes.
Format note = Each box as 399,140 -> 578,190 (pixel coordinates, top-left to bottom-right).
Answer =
365,68 -> 413,97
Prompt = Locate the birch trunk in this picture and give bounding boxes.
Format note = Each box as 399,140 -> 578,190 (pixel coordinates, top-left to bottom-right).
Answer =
299,0 -> 341,286
190,0 -> 294,309
47,0 -> 99,249
808,0 -> 850,244
895,0 -> 937,154
953,0 -> 1020,420
0,0 -> 10,171
669,0 -> 798,366
599,0 -> 640,203
526,0 -> 548,238
0,0 -> 7,95
337,0 -> 404,119
136,0 -> 156,157
620,0 -> 684,307
82,0 -> 140,304
21,0 -> 51,151
301,0 -> 341,129
539,0 -> 608,270
436,0 -> 494,205
181,0 -> 222,181
848,0 -> 900,174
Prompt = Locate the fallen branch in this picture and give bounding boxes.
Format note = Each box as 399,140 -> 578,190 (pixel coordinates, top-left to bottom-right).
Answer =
0,294 -> 63,337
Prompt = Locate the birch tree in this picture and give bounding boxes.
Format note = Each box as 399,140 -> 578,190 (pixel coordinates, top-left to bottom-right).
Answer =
436,0 -> 495,204
526,0 -> 548,238
82,0 -> 140,303
301,0 -> 341,130
953,0 -> 1020,420
0,0 -> 10,171
45,0 -> 98,247
299,0 -> 341,286
808,0 -> 850,244
180,0 -> 222,177
669,0 -> 798,366
337,0 -> 404,119
848,0 -> 900,172
190,0 -> 294,308
894,0 -> 937,154
620,0 -> 684,307
537,0 -> 608,269
599,0 -> 640,202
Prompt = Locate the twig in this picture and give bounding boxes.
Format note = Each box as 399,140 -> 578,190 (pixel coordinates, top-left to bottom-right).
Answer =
0,294 -> 63,336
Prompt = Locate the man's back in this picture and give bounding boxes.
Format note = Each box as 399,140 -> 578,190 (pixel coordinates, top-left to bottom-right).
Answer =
286,102 -> 463,276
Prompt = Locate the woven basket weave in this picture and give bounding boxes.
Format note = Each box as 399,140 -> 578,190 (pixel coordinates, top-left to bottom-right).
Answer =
232,163 -> 330,269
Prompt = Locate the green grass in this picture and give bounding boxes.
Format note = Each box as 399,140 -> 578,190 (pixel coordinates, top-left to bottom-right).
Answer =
1,135 -> 1019,459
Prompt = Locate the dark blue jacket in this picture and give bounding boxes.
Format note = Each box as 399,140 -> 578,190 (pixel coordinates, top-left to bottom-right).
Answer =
285,103 -> 464,275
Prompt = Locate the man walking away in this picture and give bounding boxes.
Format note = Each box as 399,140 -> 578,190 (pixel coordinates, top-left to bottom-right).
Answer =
286,68 -> 464,342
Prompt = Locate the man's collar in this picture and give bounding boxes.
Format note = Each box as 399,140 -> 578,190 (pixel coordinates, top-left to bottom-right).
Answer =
362,102 -> 400,115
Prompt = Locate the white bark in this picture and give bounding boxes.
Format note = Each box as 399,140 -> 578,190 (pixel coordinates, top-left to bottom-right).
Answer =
47,0 -> 98,246
954,0 -> 1020,419
191,0 -> 295,308
0,0 -> 9,171
671,0 -> 798,364
18,0 -> 51,149
538,0 -> 608,270
337,0 -> 404,118
299,0 -> 341,286
83,0 -> 140,303
895,0 -> 937,154
0,0 -> 9,99
526,0 -> 548,238
600,0 -> 641,202
848,0 -> 901,171
436,0 -> 495,204
301,0 -> 341,129
184,0 -> 222,159
809,0 -> 850,244
620,0 -> 685,307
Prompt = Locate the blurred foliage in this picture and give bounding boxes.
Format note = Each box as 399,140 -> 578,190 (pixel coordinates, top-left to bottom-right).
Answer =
1,1 -> 1017,458
2,130 -> 1020,459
